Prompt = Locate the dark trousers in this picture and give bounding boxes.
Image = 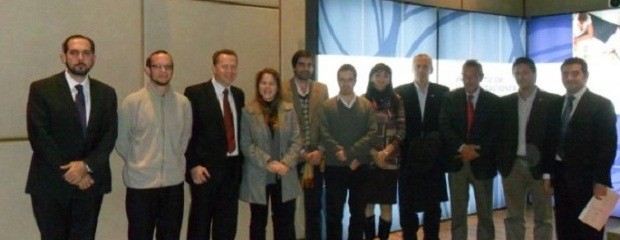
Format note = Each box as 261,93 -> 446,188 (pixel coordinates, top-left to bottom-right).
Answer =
325,166 -> 367,240
187,156 -> 241,240
249,180 -> 297,240
301,165 -> 324,240
126,183 -> 184,240
31,193 -> 104,240
553,162 -> 604,240
399,201 -> 441,240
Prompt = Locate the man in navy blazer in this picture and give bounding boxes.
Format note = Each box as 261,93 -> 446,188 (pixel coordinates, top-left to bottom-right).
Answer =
543,57 -> 617,240
439,59 -> 501,240
395,53 -> 449,240
26,34 -> 118,240
184,49 -> 245,240
497,57 -> 558,240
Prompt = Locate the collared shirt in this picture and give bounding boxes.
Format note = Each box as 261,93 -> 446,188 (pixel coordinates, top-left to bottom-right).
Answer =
414,81 -> 428,121
65,70 -> 91,124
294,79 -> 311,97
212,78 -> 240,156
516,87 -> 538,156
338,95 -> 357,109
466,87 -> 481,109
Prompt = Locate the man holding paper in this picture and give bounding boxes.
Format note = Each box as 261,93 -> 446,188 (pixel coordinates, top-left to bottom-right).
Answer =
543,57 -> 617,240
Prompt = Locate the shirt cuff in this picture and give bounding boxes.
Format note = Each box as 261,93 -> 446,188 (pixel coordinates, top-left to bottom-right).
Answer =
542,173 -> 550,180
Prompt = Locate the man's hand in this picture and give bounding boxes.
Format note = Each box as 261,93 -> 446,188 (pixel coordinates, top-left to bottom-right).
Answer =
60,160 -> 88,184
77,174 -> 95,190
190,166 -> 211,184
349,159 -> 360,171
542,179 -> 553,195
306,150 -> 323,165
268,161 -> 289,176
336,150 -> 347,162
593,183 -> 608,200
460,144 -> 480,162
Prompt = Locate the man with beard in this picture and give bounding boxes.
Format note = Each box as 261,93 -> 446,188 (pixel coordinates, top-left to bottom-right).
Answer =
26,34 -> 118,239
116,50 -> 192,240
282,50 -> 328,240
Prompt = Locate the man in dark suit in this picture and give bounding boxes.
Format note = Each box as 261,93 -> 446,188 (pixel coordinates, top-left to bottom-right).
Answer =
395,54 -> 449,240
184,49 -> 245,240
26,34 -> 118,240
497,57 -> 557,240
439,59 -> 501,240
543,57 -> 617,240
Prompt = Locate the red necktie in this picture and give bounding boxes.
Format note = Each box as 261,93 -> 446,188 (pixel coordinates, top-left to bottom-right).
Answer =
466,94 -> 475,138
223,89 -> 236,153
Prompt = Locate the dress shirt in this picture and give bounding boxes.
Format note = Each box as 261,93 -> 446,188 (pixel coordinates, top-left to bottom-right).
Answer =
65,70 -> 91,124
212,79 -> 239,156
338,95 -> 357,109
555,86 -> 587,161
414,81 -> 428,121
516,87 -> 538,156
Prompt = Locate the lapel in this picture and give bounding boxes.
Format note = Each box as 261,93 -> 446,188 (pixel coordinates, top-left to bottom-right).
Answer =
205,80 -> 225,123
568,89 -> 591,126
526,90 -> 545,139
422,83 -> 441,127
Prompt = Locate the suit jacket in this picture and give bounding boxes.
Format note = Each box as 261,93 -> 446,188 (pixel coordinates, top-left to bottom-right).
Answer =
439,87 -> 501,180
239,101 -> 302,204
543,89 -> 617,187
26,72 -> 118,196
395,82 -> 449,171
497,89 -> 560,179
184,80 -> 245,183
281,79 -> 328,150
395,82 -> 449,207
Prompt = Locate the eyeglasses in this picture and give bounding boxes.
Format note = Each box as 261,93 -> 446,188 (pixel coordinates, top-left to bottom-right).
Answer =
150,65 -> 173,71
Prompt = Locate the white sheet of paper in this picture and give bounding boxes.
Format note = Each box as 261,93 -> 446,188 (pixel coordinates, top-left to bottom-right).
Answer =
578,187 -> 620,230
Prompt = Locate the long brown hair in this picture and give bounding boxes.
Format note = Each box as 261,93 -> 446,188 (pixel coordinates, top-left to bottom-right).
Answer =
254,68 -> 282,131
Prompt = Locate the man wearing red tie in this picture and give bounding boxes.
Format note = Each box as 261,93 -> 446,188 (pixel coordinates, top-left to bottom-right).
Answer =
184,49 -> 245,240
439,59 -> 501,240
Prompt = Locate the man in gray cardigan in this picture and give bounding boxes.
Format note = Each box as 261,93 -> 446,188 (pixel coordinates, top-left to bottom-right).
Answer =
319,64 -> 376,240
116,50 -> 192,240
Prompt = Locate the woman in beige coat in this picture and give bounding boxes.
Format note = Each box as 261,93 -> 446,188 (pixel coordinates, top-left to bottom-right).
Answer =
239,68 -> 302,240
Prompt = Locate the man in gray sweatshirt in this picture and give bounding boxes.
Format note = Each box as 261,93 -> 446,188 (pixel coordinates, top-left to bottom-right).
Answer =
116,50 -> 192,240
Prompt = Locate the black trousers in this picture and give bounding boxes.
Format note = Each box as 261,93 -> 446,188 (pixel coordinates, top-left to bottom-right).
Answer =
553,162 -> 604,240
126,183 -> 184,240
187,156 -> 241,240
300,165 -> 324,240
324,165 -> 367,240
249,180 -> 297,240
31,193 -> 104,240
398,201 -> 441,240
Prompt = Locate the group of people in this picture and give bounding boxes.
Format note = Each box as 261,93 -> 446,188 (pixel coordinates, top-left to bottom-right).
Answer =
25,34 -> 616,240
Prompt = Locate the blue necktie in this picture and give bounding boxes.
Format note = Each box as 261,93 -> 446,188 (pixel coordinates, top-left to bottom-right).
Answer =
75,85 -> 87,135
558,95 -> 574,158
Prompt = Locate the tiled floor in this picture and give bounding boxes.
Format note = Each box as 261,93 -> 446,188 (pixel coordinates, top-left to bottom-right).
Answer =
382,208 -> 620,240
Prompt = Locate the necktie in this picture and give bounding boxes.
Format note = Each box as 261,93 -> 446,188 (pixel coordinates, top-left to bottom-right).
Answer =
75,84 -> 87,135
558,95 -> 575,159
223,89 -> 236,153
466,94 -> 475,138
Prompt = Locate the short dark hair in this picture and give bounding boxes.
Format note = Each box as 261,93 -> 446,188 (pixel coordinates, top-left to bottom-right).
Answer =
462,59 -> 483,78
512,57 -> 536,73
561,57 -> 588,75
212,49 -> 238,65
291,50 -> 315,68
337,64 -> 357,79
63,34 -> 95,53
146,50 -> 173,67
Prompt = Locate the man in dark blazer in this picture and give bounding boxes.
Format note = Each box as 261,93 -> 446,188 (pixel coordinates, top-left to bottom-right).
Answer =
184,49 -> 245,240
395,54 -> 449,240
26,34 -> 118,240
439,59 -> 501,240
543,57 -> 617,240
497,57 -> 557,240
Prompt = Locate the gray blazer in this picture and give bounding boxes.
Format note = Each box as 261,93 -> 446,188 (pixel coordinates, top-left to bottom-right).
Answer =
239,101 -> 302,204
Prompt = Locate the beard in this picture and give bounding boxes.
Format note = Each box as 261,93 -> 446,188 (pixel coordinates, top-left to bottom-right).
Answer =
295,71 -> 312,80
66,62 -> 91,76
